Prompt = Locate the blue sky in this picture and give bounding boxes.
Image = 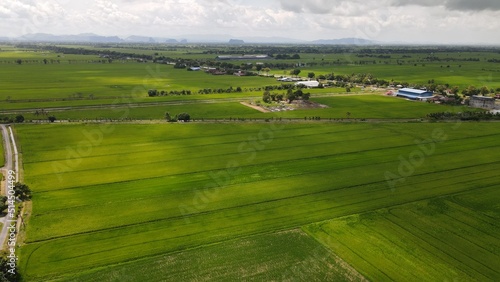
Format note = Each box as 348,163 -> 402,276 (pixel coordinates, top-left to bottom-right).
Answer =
1,0 -> 499,44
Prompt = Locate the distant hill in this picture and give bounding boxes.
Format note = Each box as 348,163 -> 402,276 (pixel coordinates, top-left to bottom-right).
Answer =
125,36 -> 156,43
7,33 -> 382,45
124,36 -> 179,43
19,33 -> 124,43
228,39 -> 245,45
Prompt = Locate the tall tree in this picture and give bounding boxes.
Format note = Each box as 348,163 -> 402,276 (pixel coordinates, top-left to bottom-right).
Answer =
14,182 -> 32,201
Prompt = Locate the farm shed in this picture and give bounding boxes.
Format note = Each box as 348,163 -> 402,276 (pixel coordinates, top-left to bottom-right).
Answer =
296,81 -> 320,88
397,88 -> 434,100
470,95 -> 495,109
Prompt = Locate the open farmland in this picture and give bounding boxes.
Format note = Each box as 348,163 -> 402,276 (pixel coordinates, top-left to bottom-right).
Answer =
303,188 -> 500,281
1,44 -> 500,281
15,122 -> 500,281
6,94 -> 473,121
1,44 -> 499,114
65,229 -> 366,282
0,62 -> 279,101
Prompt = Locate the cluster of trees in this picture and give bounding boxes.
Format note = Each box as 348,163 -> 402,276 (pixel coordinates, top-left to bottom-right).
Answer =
427,111 -> 500,121
262,88 -> 311,104
0,115 -> 25,124
0,183 -> 32,206
304,116 -> 322,120
356,54 -> 392,59
149,87 -> 247,97
197,87 -> 242,94
13,59 -> 62,65
165,112 -> 190,122
167,58 -> 300,72
149,84 -> 320,97
0,182 -> 31,282
0,116 -> 14,124
462,86 -> 499,96
0,257 -> 20,282
148,89 -> 193,96
424,56 -> 480,62
262,91 -> 284,103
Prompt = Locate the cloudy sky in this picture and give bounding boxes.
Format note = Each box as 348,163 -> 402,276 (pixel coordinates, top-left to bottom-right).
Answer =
1,0 -> 499,44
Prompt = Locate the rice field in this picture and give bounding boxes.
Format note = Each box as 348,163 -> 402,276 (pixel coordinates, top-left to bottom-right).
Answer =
304,187 -> 500,281
63,229 -> 366,282
4,44 -> 500,281
15,122 -> 500,281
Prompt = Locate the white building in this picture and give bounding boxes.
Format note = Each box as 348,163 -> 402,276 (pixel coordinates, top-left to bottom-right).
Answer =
296,81 -> 320,88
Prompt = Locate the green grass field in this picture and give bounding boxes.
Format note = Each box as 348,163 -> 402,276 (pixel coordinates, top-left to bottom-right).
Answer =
1,45 -> 499,110
16,122 -> 500,281
63,229 -> 366,282
0,62 -> 281,101
304,188 -> 500,281
9,95 -> 476,121
3,44 -> 500,281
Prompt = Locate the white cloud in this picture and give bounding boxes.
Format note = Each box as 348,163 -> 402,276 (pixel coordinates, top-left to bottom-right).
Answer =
392,0 -> 500,11
0,0 -> 498,44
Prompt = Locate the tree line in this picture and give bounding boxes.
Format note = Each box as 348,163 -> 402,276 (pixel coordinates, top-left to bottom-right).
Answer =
427,111 -> 500,121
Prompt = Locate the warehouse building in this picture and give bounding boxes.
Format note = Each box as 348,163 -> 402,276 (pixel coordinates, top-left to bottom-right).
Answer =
296,81 -> 320,88
397,88 -> 434,100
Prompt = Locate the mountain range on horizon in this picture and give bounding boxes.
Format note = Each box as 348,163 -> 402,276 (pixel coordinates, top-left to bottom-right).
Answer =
0,33 -> 385,45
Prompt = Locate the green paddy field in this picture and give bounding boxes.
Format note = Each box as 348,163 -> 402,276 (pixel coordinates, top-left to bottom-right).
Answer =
15,122 -> 500,281
0,44 -> 498,281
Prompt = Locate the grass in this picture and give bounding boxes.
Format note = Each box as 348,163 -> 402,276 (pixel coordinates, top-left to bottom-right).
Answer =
303,187 -> 500,281
11,95 -> 476,121
0,131 -> 4,168
16,122 -> 500,281
0,62 -> 281,102
4,45 -> 500,281
1,45 -> 499,113
59,229 -> 366,282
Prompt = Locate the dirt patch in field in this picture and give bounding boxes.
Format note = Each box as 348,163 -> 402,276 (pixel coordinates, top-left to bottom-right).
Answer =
240,102 -> 270,113
241,100 -> 329,113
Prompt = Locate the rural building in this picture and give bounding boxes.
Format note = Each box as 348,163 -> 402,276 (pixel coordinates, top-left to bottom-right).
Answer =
470,95 -> 495,109
397,88 -> 434,100
296,81 -> 320,88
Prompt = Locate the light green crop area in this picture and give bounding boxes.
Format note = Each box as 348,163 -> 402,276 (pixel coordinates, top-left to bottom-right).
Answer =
16,122 -> 500,281
65,229 -> 366,282
304,189 -> 500,281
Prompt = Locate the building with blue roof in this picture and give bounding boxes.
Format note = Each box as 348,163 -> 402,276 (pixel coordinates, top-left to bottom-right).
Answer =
397,88 -> 434,100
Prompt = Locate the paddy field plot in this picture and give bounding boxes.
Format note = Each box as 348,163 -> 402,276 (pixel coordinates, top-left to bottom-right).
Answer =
0,62 -> 279,106
18,94 -> 474,121
15,122 -> 500,281
64,229 -> 366,282
304,188 -> 500,281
